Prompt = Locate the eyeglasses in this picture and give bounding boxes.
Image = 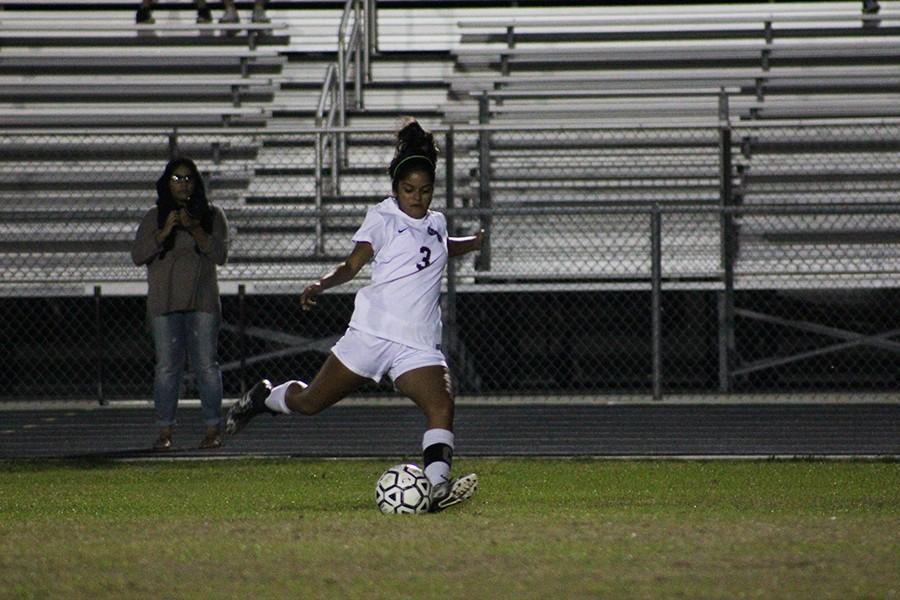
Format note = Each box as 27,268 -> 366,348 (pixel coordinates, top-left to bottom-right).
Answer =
170,174 -> 194,183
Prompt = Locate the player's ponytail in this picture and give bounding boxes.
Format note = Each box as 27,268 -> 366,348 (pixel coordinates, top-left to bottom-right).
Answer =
389,117 -> 438,188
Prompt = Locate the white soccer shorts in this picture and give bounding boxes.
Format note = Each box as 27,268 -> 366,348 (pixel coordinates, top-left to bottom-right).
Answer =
331,327 -> 447,383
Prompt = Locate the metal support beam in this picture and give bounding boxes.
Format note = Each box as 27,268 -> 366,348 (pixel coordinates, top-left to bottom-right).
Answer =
313,131 -> 325,256
733,326 -> 900,376
94,285 -> 106,406
651,205 -> 663,401
238,283 -> 247,397
477,94 -> 492,271
733,307 -> 900,376
443,128 -> 461,383
718,89 -> 735,392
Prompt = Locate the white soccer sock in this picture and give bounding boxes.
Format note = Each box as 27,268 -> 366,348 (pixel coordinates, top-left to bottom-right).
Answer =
422,428 -> 454,486
264,381 -> 301,415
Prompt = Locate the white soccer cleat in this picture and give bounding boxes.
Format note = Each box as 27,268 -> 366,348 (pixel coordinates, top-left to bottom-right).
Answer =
429,473 -> 478,512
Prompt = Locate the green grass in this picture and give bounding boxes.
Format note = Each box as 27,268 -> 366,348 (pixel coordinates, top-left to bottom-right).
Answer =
0,459 -> 897,600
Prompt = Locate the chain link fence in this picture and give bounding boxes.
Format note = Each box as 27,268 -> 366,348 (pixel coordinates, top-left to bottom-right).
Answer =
2,122 -> 899,401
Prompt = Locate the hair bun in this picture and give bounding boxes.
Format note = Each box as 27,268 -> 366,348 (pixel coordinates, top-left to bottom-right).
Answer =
397,118 -> 427,146
390,117 -> 438,180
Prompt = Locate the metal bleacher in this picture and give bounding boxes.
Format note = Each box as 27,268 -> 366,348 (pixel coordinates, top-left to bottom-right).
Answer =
444,124 -> 724,284
3,2 -> 900,293
447,5 -> 900,122
0,13 -> 288,128
0,4 -> 295,291
0,2 -> 468,292
436,3 -> 900,287
731,120 -> 900,288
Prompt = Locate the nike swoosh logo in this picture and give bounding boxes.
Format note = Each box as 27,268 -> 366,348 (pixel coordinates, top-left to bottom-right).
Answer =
398,228 -> 408,233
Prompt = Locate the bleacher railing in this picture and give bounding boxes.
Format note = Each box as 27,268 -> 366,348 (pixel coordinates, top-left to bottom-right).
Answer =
456,7 -> 893,36
315,0 -> 376,209
3,120 -> 900,403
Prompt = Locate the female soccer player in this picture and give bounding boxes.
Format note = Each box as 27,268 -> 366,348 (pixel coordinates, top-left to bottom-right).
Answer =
226,118 -> 482,512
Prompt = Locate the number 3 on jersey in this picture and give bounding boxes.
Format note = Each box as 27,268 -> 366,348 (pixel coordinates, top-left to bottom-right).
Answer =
416,246 -> 431,270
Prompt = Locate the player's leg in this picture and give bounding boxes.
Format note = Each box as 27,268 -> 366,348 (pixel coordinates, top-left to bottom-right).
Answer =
185,310 -> 224,448
225,353 -> 369,434
283,353 -> 370,414
228,328 -> 385,434
272,327 -> 392,416
150,313 -> 187,450
394,365 -> 454,483
393,365 -> 454,431
394,365 -> 478,511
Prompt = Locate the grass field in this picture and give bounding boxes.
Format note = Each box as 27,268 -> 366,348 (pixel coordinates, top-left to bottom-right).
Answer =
0,458 -> 897,600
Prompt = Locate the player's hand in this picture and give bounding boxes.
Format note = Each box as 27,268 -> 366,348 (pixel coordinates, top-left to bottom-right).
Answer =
300,281 -> 324,311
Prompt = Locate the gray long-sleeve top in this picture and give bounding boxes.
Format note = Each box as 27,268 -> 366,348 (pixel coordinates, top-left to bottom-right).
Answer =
131,205 -> 229,323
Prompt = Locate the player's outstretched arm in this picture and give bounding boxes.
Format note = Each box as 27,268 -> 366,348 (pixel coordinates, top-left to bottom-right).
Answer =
448,229 -> 484,258
300,241 -> 374,311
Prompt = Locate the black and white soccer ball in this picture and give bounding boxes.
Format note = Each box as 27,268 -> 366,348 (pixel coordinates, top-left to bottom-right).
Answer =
374,463 -> 432,514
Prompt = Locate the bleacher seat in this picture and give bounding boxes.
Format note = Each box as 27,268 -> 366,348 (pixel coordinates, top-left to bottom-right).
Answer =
0,4 -> 297,288
449,5 -> 900,123
731,121 -> 900,286
439,3 -> 900,287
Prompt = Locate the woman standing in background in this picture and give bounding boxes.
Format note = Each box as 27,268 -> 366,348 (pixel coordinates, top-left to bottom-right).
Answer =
132,158 -> 229,451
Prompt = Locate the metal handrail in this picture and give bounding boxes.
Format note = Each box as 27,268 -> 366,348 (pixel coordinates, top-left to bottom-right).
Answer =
314,0 -> 369,126
314,64 -> 337,119
313,0 -> 376,254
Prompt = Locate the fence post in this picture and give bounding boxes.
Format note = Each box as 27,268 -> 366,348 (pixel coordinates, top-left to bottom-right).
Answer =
650,205 -> 663,401
94,285 -> 106,405
443,128 -> 461,384
314,130 -> 325,256
477,96 -> 492,271
239,284 -> 247,398
445,127 -> 455,214
718,90 -> 736,392
331,92 -> 341,194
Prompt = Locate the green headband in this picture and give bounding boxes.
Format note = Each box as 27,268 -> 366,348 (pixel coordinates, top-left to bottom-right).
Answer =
392,154 -> 434,177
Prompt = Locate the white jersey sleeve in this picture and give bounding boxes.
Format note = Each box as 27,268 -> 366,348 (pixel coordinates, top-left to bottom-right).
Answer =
351,207 -> 389,253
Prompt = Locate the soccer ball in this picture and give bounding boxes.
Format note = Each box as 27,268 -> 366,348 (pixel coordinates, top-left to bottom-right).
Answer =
374,463 -> 432,514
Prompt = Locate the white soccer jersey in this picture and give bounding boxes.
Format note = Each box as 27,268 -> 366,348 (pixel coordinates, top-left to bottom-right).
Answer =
348,197 -> 448,351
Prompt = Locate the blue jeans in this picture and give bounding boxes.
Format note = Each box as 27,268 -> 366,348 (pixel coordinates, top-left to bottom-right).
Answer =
151,311 -> 223,428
